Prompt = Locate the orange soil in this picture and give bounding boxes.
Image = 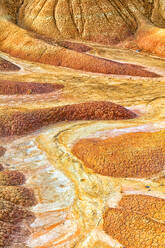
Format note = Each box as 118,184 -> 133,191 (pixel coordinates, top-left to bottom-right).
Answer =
0,80 -> 64,95
119,194 -> 165,222
0,101 -> 136,136
0,20 -> 160,77
92,241 -> 112,248
136,23 -> 165,58
103,208 -> 165,248
72,131 -> 165,178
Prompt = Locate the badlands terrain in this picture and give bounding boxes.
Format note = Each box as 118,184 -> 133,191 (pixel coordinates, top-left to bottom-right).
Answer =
0,0 -> 165,247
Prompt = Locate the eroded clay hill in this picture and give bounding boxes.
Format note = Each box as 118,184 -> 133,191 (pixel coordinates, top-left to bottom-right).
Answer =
72,131 -> 165,178
1,0 -> 165,74
0,1 -> 165,247
0,101 -> 136,136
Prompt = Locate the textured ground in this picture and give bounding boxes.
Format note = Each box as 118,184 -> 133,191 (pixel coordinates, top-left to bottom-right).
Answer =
0,0 -> 165,247
0,57 -> 20,71
0,49 -> 164,247
1,0 -> 165,75
72,131 -> 165,178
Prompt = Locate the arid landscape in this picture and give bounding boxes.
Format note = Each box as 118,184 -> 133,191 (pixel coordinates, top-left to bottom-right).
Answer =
0,0 -> 165,247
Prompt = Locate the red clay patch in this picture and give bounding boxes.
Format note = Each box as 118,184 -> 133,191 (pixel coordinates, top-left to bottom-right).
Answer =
0,200 -> 35,224
0,146 -> 6,157
0,80 -> 64,95
0,170 -> 26,186
0,166 -> 37,247
40,49 -> 160,77
0,58 -> 20,71
57,41 -> 91,53
0,220 -> 30,247
0,186 -> 37,207
0,101 -> 136,136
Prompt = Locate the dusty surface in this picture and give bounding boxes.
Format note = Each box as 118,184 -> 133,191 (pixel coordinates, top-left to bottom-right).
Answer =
0,0 -> 165,247
72,131 -> 165,178
0,48 -> 165,247
0,101 -> 136,136
1,0 -> 165,73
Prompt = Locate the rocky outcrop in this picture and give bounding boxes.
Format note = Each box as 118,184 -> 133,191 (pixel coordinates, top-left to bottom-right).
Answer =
17,0 -> 154,45
0,0 -> 157,45
151,0 -> 165,27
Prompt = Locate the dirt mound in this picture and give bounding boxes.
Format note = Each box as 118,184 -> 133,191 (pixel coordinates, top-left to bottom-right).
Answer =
119,194 -> 165,222
0,186 -> 37,207
136,23 -> 165,58
0,220 -> 30,247
0,200 -> 35,224
0,170 -> 26,186
17,0 -> 154,45
0,21 -> 159,77
72,131 -> 165,178
0,164 -> 36,247
0,101 -> 136,136
0,57 -> 20,71
0,80 -> 64,95
103,207 -> 165,248
1,0 -> 165,66
0,11 -> 161,77
57,41 -> 91,53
